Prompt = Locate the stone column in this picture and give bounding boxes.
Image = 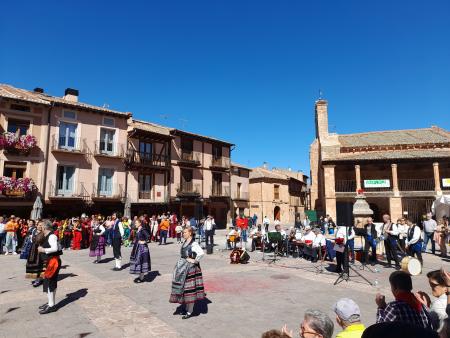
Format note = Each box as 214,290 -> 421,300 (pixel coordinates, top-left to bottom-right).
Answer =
355,165 -> 361,191
391,163 -> 399,196
433,162 -> 442,195
323,164 -> 337,221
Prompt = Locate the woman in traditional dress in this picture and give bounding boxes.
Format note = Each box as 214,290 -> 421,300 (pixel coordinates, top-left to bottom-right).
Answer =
26,220 -> 46,286
129,219 -> 151,283
72,218 -> 82,250
170,226 -> 205,319
89,217 -> 106,263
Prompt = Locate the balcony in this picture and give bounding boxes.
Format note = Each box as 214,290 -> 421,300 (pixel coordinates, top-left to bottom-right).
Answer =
125,150 -> 170,170
210,157 -> 230,171
399,179 -> 435,191
51,135 -> 87,154
137,189 -> 169,203
178,150 -> 201,167
233,191 -> 249,201
335,180 -> 356,193
176,182 -> 201,197
290,195 -> 303,207
211,185 -> 230,198
91,183 -> 124,201
93,141 -> 125,159
48,181 -> 90,201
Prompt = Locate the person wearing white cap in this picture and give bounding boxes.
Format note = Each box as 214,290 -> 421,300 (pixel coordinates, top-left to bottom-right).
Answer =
332,298 -> 365,338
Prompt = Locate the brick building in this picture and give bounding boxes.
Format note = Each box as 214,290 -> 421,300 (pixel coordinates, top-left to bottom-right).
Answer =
310,99 -> 450,224
249,166 -> 308,225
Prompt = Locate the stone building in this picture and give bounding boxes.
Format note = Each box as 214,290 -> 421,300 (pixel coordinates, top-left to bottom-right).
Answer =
310,99 -> 450,224
249,166 -> 308,225
230,162 -> 251,217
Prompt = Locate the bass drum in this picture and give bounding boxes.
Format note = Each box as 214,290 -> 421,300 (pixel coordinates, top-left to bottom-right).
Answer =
400,256 -> 421,276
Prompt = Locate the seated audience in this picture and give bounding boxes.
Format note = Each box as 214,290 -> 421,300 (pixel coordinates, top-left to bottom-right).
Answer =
282,309 -> 334,338
332,298 -> 365,338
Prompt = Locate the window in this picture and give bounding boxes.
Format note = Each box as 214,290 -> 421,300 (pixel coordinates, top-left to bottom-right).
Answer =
58,122 -> 77,149
139,142 -> 152,155
63,111 -> 76,119
181,169 -> 193,192
139,174 -> 152,199
98,168 -> 114,196
274,185 -> 280,200
103,117 -> 115,127
212,173 -> 222,195
7,119 -> 29,136
57,165 -> 75,195
3,161 -> 26,179
212,144 -> 222,159
99,128 -> 115,154
181,138 -> 193,152
237,183 -> 241,199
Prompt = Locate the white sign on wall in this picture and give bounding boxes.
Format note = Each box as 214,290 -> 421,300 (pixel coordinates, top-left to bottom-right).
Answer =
443,178 -> 450,188
364,179 -> 390,188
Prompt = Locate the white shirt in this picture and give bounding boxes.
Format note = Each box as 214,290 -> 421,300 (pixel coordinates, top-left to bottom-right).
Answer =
423,219 -> 437,233
93,224 -> 105,236
397,224 -> 408,239
429,294 -> 448,330
204,219 -> 215,231
335,226 -> 347,243
44,233 -> 58,255
190,241 -> 204,262
294,230 -> 303,240
302,231 -> 316,243
406,226 -> 421,245
383,222 -> 399,237
0,222 -> 5,233
263,217 -> 270,225
250,228 -> 265,236
313,233 -> 326,247
274,219 -> 280,226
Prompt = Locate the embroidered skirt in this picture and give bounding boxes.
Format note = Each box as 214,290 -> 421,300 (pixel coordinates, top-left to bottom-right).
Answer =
129,242 -> 151,274
89,235 -> 106,257
25,243 -> 44,278
169,263 -> 205,304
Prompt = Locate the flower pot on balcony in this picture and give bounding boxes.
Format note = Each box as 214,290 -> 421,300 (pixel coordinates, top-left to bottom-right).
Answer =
4,146 -> 31,156
4,190 -> 25,197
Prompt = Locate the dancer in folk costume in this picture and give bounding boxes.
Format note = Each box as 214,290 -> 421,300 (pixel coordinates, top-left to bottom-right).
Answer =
71,218 -> 82,250
170,226 -> 205,319
129,219 -> 151,283
89,217 -> 106,263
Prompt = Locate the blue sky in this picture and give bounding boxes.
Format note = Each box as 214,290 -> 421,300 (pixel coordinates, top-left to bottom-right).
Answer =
1,1 -> 449,175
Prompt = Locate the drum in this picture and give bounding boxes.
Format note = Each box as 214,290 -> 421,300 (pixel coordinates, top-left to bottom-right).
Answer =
400,256 -> 421,276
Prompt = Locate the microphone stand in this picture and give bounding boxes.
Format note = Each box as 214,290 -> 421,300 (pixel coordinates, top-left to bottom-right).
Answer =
334,225 -> 373,286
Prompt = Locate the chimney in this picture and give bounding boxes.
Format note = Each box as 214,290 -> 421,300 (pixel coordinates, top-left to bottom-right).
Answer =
263,162 -> 268,169
315,99 -> 329,140
63,88 -> 79,102
33,87 -> 44,93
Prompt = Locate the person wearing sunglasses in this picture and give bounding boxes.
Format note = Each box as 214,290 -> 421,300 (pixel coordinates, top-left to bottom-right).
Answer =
416,269 -> 449,331
281,309 -> 334,338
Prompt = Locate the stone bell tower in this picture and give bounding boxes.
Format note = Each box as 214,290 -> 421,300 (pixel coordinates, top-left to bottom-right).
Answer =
315,99 -> 329,140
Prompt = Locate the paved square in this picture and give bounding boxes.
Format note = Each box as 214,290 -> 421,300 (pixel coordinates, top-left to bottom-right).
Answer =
1,231 -> 448,338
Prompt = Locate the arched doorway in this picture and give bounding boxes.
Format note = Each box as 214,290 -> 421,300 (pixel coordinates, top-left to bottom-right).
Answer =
274,206 -> 280,221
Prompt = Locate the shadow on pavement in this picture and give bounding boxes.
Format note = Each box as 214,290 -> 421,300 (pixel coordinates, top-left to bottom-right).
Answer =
98,257 -> 114,264
121,263 -> 130,270
55,288 -> 88,310
58,273 -> 78,281
144,270 -> 161,283
193,297 -> 212,316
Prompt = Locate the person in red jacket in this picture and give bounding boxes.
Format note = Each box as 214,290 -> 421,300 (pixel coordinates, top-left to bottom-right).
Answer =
72,219 -> 82,250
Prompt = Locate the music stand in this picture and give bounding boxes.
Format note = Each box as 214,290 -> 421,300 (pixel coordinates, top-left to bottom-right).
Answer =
334,225 -> 373,286
265,232 -> 282,264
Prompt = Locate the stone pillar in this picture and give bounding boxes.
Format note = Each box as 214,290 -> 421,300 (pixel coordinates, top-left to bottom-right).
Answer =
389,197 -> 402,221
355,165 -> 361,191
433,162 -> 442,195
391,163 -> 399,196
353,194 -> 373,227
323,164 -> 337,220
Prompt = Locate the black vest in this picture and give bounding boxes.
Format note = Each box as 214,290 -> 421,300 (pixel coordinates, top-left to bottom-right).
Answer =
42,233 -> 61,257
180,239 -> 195,259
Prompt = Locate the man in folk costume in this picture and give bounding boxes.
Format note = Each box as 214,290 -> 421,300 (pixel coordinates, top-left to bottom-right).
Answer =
111,213 -> 124,271
382,214 -> 401,269
405,221 -> 423,266
37,220 -> 62,314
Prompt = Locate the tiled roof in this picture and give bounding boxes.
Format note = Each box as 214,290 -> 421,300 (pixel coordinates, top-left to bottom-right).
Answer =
328,149 -> 450,162
231,162 -> 251,170
130,119 -> 172,136
250,167 -> 290,180
338,127 -> 450,147
0,84 -> 129,117
171,129 -> 234,146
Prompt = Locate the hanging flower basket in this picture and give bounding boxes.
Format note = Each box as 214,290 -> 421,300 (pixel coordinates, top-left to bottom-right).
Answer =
0,176 -> 37,197
0,132 -> 37,155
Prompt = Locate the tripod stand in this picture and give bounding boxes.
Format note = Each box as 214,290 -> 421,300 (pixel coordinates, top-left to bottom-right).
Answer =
333,226 -> 373,286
